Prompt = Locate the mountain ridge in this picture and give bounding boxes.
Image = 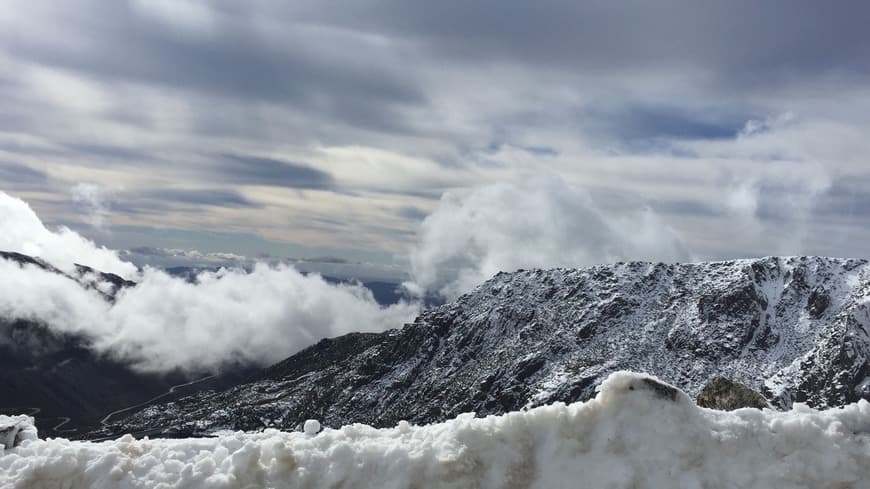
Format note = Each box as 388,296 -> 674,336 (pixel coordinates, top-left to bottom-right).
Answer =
95,255 -> 870,438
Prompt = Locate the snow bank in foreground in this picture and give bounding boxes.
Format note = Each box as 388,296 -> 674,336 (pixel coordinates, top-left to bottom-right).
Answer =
0,416 -> 37,451
3,372 -> 870,489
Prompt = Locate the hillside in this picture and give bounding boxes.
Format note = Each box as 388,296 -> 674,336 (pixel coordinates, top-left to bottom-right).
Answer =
98,256 -> 870,438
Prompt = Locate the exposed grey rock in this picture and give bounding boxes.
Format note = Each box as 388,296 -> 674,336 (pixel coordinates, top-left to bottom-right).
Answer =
697,377 -> 769,410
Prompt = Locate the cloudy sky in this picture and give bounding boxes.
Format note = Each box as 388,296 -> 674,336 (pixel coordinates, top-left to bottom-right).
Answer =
2,1 -> 869,278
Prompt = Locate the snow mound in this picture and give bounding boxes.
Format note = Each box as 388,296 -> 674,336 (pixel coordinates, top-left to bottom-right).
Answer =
0,416 -> 38,452
2,372 -> 870,489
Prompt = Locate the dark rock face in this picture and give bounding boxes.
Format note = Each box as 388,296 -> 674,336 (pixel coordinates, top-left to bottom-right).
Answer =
697,377 -> 769,410
97,256 -> 870,438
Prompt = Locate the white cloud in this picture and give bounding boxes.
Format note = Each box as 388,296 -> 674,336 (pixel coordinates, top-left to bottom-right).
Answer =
0,253 -> 419,374
0,191 -> 137,278
404,176 -> 691,299
0,191 -> 419,372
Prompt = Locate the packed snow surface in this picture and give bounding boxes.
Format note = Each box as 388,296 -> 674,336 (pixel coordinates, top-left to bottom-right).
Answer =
3,372 -> 870,489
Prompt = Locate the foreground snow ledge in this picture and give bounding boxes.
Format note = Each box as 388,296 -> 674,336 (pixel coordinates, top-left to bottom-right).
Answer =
2,372 -> 869,489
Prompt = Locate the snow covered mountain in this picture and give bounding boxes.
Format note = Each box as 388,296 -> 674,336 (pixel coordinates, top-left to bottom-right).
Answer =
98,256 -> 870,438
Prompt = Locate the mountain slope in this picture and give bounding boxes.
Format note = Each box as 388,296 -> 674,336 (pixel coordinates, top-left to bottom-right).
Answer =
98,256 -> 870,438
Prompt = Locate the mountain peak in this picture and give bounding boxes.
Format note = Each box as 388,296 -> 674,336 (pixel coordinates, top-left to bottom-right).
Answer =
95,256 -> 870,438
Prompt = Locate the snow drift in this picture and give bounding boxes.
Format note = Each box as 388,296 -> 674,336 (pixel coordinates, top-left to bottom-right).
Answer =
3,372 -> 869,489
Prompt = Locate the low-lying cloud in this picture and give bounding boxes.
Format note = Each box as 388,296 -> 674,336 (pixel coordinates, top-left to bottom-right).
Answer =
404,176 -> 691,300
0,191 -> 419,372
0,259 -> 418,372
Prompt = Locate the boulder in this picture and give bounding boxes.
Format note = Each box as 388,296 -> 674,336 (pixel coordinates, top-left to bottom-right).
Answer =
697,377 -> 769,410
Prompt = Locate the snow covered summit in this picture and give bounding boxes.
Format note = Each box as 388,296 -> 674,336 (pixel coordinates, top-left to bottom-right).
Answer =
3,372 -> 870,489
103,256 -> 870,438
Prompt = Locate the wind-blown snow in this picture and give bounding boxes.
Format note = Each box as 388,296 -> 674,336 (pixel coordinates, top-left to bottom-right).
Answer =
3,372 -> 869,489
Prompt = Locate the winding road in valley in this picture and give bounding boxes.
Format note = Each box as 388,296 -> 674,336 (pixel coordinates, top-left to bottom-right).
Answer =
50,417 -> 74,433
100,375 -> 216,427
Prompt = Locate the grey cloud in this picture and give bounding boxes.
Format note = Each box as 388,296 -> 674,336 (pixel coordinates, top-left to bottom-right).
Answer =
0,161 -> 48,188
298,256 -> 352,265
518,145 -> 559,157
1,0 -> 869,268
4,0 -> 864,160
815,178 -> 870,219
589,105 -> 743,143
65,143 -> 151,162
320,1 -> 870,82
3,1 -> 425,135
139,188 -> 260,209
215,154 -> 334,189
397,206 -> 428,221
651,199 -> 721,218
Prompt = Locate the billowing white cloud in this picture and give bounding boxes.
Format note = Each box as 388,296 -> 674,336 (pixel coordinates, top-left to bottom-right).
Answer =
0,259 -> 419,372
0,191 -> 419,372
404,176 -> 691,299
0,191 -> 137,278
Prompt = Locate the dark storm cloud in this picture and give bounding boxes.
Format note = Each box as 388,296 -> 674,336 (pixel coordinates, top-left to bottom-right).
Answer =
215,154 -> 334,189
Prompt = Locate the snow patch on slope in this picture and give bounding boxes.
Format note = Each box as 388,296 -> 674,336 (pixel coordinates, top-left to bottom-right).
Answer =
3,372 -> 870,489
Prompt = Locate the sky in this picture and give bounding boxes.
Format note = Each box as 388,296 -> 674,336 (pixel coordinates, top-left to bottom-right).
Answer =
2,1 -> 870,280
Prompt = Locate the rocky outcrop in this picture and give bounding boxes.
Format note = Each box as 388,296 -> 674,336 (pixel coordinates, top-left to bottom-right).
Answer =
697,377 -> 769,410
